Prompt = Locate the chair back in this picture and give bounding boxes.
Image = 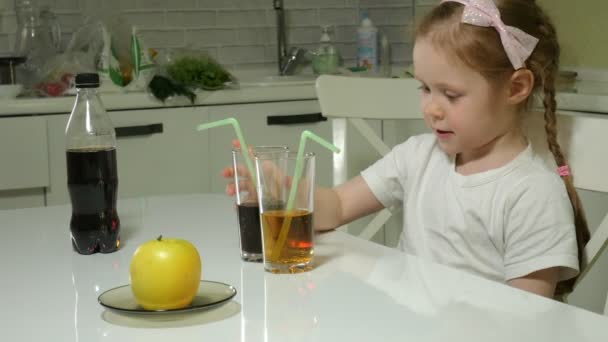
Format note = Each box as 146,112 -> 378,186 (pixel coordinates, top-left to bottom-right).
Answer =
525,110 -> 608,310
316,75 -> 421,240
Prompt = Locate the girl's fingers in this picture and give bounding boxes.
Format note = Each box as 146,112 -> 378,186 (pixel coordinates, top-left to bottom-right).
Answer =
236,164 -> 251,177
223,164 -> 252,179
239,179 -> 257,195
221,167 -> 233,178
284,175 -> 293,188
238,179 -> 253,190
226,140 -> 254,198
226,181 -> 257,198
226,183 -> 236,196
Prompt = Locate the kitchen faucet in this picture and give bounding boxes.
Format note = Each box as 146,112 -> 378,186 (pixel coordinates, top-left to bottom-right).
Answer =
273,0 -> 309,75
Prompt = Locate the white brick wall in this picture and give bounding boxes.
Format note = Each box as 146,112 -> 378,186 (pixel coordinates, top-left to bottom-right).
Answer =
0,0 -> 425,69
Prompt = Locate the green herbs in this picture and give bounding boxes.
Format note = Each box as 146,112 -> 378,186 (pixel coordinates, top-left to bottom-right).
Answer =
148,75 -> 196,104
148,53 -> 233,103
167,56 -> 232,90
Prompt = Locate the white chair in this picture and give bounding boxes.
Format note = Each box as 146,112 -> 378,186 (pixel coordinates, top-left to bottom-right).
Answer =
525,110 -> 608,314
316,75 -> 421,240
316,74 -> 608,314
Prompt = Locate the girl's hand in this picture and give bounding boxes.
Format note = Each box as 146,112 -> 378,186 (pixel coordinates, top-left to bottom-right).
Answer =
221,139 -> 256,197
222,140 -> 295,206
220,166 -> 237,196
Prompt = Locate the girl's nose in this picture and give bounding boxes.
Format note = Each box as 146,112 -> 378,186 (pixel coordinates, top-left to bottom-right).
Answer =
423,99 -> 444,121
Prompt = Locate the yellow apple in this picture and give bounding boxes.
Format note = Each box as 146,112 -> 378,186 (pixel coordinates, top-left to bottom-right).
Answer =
129,235 -> 202,310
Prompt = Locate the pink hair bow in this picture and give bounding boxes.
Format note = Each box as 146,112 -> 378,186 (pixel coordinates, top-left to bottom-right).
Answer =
440,0 -> 539,69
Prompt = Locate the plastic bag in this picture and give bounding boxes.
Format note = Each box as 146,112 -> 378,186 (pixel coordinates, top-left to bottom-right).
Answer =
33,17 -> 138,97
126,26 -> 156,92
32,21 -> 104,97
98,24 -> 127,91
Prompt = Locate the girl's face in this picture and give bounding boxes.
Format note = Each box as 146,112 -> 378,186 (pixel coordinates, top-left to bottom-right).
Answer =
413,38 -> 519,160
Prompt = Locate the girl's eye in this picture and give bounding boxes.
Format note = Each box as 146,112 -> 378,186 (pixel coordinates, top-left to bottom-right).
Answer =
444,90 -> 461,100
418,85 -> 430,94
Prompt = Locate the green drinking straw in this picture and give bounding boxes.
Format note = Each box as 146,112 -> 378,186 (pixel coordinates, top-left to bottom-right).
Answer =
271,130 -> 340,261
196,118 -> 256,184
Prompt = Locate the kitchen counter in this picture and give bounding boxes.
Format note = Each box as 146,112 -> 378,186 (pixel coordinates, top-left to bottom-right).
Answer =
0,69 -> 319,117
1,67 -> 608,117
557,80 -> 608,114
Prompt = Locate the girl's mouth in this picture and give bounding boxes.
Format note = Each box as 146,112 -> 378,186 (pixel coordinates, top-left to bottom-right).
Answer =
435,129 -> 453,139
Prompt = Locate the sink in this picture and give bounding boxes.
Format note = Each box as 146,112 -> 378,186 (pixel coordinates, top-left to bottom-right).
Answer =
230,65 -> 412,88
237,74 -> 318,87
232,68 -> 318,87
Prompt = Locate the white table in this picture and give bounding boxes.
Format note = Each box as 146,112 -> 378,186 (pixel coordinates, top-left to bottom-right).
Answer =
2,194 -> 607,341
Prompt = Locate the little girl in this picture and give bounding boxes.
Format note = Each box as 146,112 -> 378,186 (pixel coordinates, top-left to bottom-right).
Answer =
223,0 -> 589,299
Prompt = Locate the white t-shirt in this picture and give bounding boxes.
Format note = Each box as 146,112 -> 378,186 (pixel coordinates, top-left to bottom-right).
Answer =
361,134 -> 579,282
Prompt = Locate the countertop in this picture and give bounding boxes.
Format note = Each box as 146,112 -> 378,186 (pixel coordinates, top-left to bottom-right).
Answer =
2,193 -> 607,341
1,67 -> 608,117
0,68 -> 320,117
557,80 -> 608,114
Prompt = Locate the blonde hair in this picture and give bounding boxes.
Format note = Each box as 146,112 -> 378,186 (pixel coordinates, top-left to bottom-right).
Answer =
416,0 -> 590,295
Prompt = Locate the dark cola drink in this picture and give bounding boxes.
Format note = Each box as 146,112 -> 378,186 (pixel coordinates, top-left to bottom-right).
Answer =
67,148 -> 120,254
237,202 -> 263,257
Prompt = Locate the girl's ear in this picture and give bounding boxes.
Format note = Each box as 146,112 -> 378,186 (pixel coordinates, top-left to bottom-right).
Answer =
506,69 -> 535,105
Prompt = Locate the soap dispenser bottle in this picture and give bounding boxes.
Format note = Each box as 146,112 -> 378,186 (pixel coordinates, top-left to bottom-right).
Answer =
312,25 -> 340,75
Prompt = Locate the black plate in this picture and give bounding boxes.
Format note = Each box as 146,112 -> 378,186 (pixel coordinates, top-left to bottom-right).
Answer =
98,280 -> 237,314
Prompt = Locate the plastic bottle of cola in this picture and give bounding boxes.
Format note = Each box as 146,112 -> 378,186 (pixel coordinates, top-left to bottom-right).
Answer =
65,73 -> 120,254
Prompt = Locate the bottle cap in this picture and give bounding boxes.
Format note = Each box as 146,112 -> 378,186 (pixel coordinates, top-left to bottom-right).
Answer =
360,10 -> 373,27
75,73 -> 100,88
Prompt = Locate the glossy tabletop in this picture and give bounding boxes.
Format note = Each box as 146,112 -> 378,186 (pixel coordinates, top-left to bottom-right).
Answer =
1,194 -> 607,341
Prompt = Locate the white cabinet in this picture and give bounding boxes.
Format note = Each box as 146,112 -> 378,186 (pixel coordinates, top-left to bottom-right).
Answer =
44,100 -> 336,207
0,116 -> 49,209
206,100 -> 334,193
0,189 -> 45,209
6,100 -> 336,208
46,107 -> 210,205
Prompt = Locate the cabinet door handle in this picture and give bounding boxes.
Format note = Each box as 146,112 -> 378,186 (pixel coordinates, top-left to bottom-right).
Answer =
115,123 -> 164,138
267,113 -> 327,126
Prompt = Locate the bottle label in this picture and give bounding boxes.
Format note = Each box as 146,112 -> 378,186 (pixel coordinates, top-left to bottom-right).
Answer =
357,33 -> 378,71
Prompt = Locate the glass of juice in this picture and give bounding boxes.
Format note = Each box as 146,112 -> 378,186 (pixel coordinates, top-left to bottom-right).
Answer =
255,151 -> 315,273
233,146 -> 289,262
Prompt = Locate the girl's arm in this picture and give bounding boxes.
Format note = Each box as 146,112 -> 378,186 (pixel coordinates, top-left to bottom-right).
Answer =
507,267 -> 559,298
222,168 -> 384,231
314,175 -> 385,231
222,138 -> 384,232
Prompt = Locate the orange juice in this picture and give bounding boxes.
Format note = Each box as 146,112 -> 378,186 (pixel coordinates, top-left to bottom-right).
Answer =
261,209 -> 313,273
